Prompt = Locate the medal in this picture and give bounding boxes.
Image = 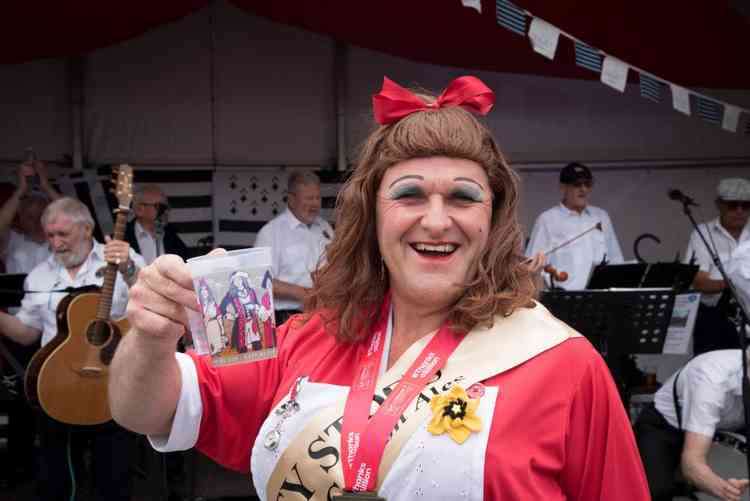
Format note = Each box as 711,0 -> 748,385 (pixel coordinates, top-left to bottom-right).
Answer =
264,376 -> 305,451
340,295 -> 463,495
263,429 -> 281,450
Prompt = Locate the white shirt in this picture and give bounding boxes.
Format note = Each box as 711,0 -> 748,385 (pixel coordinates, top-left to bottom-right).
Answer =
654,349 -> 745,436
149,310 -> 497,501
683,218 -> 750,306
134,220 -> 164,265
728,240 -> 750,311
254,209 -> 333,311
3,229 -> 52,274
526,204 -> 624,290
14,241 -> 145,346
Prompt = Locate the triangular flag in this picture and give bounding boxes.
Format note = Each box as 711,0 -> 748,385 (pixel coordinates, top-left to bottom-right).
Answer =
601,56 -> 629,93
574,42 -> 602,73
639,75 -> 664,103
722,105 -> 740,132
461,0 -> 482,14
496,0 -> 526,36
671,85 -> 691,115
528,18 -> 560,60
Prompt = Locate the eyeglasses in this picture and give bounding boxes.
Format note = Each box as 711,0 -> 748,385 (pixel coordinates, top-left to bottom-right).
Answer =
722,201 -> 750,211
571,180 -> 593,189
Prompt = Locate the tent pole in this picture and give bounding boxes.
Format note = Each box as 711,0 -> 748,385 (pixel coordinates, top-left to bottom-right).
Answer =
335,41 -> 348,172
68,56 -> 85,171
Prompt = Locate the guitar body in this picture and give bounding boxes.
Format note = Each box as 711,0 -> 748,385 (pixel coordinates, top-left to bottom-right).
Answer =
25,289 -> 129,425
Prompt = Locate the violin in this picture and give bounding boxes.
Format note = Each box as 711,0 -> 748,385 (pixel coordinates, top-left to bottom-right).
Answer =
543,264 -> 568,282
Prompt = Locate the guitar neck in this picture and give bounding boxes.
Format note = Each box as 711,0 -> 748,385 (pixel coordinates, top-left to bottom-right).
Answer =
96,209 -> 129,320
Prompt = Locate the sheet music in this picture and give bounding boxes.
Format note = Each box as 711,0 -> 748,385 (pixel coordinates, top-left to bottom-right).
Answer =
662,292 -> 701,354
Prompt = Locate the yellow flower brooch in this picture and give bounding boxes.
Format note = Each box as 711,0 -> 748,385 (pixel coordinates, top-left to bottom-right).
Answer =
427,385 -> 482,444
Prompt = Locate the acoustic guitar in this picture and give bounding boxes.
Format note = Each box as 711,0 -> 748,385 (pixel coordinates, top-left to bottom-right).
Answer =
25,165 -> 134,425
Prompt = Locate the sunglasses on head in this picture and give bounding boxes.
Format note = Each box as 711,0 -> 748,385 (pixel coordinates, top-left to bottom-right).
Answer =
722,200 -> 750,211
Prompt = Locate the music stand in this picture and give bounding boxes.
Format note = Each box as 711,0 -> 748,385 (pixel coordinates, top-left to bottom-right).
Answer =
586,263 -> 647,290
0,273 -> 28,381
541,288 -> 675,401
0,273 -> 26,308
641,263 -> 699,291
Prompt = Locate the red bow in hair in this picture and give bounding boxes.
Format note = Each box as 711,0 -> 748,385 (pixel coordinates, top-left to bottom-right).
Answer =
372,76 -> 495,125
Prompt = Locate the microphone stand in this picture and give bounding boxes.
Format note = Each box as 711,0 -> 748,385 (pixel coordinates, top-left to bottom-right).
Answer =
677,199 -> 750,476
154,213 -> 166,258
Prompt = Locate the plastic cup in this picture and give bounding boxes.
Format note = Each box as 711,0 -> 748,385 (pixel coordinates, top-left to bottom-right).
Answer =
185,247 -> 277,366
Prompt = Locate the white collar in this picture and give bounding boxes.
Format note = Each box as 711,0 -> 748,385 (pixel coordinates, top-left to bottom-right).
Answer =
135,220 -> 156,238
709,217 -> 748,243
557,202 -> 591,216
283,208 -> 320,230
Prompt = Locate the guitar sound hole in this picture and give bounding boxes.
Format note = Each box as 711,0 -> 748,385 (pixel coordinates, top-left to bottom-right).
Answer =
87,320 -> 112,346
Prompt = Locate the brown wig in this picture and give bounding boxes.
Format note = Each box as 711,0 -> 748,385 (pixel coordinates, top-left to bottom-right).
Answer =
305,90 -> 536,342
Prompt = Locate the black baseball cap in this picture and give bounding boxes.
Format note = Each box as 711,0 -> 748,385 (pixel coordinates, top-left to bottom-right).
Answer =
559,162 -> 593,185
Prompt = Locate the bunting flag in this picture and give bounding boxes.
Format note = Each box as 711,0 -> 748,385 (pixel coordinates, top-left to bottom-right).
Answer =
671,85 -> 691,116
722,105 -> 740,133
528,18 -> 560,60
496,0 -> 527,36
574,41 -> 602,73
695,96 -> 723,125
639,75 -> 664,103
461,0 -> 482,14
600,56 -> 628,92
481,0 -> 750,137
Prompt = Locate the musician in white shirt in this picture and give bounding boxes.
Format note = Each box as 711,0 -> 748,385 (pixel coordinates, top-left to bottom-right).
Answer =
635,350 -> 750,501
687,179 -> 750,303
525,162 -> 623,290
635,243 -> 750,501
254,172 -> 333,324
731,240 -> 750,315
684,178 -> 750,355
0,197 -> 144,501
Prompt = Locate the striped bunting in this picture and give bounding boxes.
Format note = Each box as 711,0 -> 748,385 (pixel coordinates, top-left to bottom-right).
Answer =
695,96 -> 723,125
495,0 -> 527,36
639,74 -> 664,103
574,42 -> 602,73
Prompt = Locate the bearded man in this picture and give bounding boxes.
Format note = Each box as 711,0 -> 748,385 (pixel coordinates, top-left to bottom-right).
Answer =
0,196 -> 145,501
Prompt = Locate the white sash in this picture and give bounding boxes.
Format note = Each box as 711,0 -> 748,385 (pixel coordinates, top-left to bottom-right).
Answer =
266,303 -> 580,500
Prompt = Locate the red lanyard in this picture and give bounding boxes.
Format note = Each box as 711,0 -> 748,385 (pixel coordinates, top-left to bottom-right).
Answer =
340,297 -> 463,492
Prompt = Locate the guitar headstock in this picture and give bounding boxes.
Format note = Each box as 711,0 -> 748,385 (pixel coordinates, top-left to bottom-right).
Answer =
112,164 -> 134,210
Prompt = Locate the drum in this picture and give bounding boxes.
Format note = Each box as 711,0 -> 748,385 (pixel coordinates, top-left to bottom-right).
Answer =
694,431 -> 749,501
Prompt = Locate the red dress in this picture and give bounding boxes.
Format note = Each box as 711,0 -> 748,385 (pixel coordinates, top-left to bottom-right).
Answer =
188,311 -> 649,500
